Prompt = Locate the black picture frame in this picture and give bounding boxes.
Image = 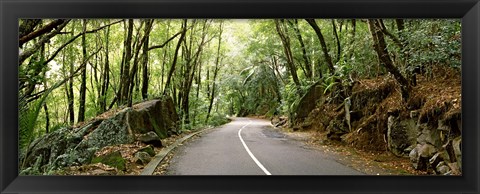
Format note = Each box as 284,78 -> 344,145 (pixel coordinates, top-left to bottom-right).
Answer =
1,0 -> 479,193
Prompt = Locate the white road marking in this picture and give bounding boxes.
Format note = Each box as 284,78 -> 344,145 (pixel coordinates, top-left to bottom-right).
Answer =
237,120 -> 272,175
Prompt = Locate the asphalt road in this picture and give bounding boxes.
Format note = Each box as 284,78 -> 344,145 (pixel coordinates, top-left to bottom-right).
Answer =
166,117 -> 364,175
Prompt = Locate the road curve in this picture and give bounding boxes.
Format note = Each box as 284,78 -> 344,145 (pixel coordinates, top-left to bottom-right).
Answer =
166,117 -> 364,175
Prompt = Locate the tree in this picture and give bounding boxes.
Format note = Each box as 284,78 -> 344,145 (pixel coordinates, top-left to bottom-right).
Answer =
288,19 -> 312,79
206,21 -> 224,124
367,19 -> 411,101
78,19 -> 88,122
305,19 -> 335,76
275,19 -> 302,94
163,20 -> 187,95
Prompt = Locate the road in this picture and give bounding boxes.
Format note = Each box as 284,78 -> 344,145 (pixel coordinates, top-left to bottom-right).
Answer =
166,117 -> 364,175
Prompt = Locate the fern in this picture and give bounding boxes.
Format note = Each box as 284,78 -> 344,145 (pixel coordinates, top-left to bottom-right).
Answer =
19,81 -> 63,154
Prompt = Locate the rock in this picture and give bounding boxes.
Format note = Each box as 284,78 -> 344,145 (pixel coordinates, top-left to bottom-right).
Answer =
447,162 -> 461,175
452,136 -> 462,170
138,145 -> 156,157
409,147 -> 420,169
134,151 -> 152,165
418,144 -> 437,158
20,122 -> 99,173
71,110 -> 136,165
292,82 -> 324,123
20,97 -> 179,174
436,161 -> 450,175
387,116 -> 417,157
416,124 -> 441,147
410,143 -> 437,170
137,131 -> 162,147
91,151 -> 126,171
128,97 -> 179,138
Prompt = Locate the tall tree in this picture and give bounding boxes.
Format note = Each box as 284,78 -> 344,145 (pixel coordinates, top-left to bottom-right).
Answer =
78,19 -> 88,122
127,19 -> 154,107
100,24 -> 111,112
163,20 -> 187,95
141,20 -> 153,100
288,19 -> 312,79
206,22 -> 224,124
67,22 -> 76,125
275,19 -> 302,94
367,19 -> 410,101
305,19 -> 335,76
331,19 -> 342,63
118,19 -> 134,106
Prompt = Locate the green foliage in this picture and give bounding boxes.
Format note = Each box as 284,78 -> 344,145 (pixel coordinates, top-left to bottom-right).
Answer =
208,113 -> 230,127
19,81 -> 62,153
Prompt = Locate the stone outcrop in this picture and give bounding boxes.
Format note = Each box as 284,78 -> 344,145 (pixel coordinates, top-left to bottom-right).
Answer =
408,111 -> 462,175
387,115 -> 417,157
292,82 -> 324,124
20,96 -> 179,175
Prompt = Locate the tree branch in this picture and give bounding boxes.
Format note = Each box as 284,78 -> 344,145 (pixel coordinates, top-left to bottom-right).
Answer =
24,47 -> 103,103
19,19 -> 71,65
19,19 -> 66,46
148,31 -> 182,51
40,20 -> 123,68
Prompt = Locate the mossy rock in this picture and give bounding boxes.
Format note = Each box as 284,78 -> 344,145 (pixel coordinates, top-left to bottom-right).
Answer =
138,145 -> 156,157
91,151 -> 126,171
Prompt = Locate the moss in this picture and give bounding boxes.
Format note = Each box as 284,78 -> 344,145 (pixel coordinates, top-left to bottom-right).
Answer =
149,114 -> 167,139
91,151 -> 126,171
138,145 -> 156,157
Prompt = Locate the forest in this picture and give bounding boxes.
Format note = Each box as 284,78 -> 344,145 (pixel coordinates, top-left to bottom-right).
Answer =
18,19 -> 461,175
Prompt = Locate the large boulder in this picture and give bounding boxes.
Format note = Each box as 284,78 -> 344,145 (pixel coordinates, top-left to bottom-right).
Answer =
128,97 -> 179,138
20,97 -> 179,174
292,82 -> 324,123
387,116 -> 417,157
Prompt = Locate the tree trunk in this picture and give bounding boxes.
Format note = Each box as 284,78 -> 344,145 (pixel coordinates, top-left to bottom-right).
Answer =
43,104 -> 50,134
128,20 -> 154,106
275,19 -> 302,94
332,19 -> 342,63
367,19 -> 411,101
19,20 -> 70,65
305,19 -> 335,76
67,50 -> 75,125
205,22 -> 223,124
78,19 -> 87,123
19,19 -> 41,40
100,25 -> 110,112
141,27 -> 151,100
289,19 -> 312,79
119,19 -> 134,106
163,20 -> 187,95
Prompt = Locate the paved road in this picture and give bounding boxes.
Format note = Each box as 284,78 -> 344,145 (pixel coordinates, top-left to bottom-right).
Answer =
166,117 -> 363,175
